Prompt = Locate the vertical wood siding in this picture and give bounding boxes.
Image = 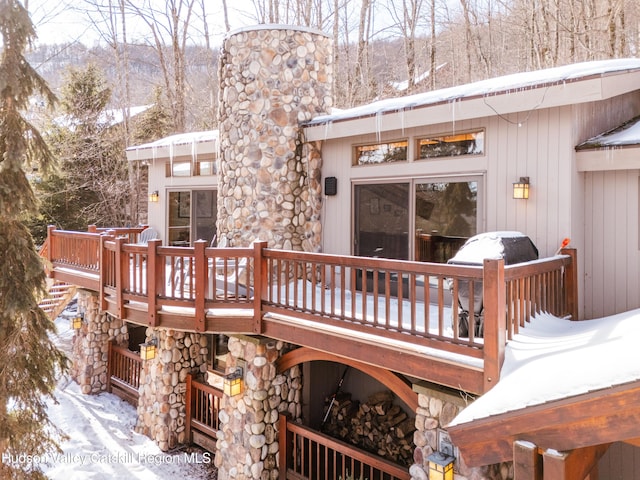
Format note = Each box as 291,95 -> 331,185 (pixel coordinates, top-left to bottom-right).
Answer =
583,169 -> 640,319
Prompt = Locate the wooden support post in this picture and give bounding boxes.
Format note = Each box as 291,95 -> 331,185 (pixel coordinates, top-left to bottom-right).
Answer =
542,445 -> 608,480
278,414 -> 290,480
483,258 -> 506,392
146,239 -> 160,327
47,225 -> 56,266
253,240 -> 268,334
185,373 -> 193,444
115,236 -> 126,320
514,441 -> 542,480
106,340 -> 113,394
561,247 -> 578,321
194,240 -> 207,332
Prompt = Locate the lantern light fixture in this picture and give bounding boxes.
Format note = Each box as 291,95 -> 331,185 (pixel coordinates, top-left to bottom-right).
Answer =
513,176 -> 530,199
223,367 -> 244,397
140,338 -> 158,361
148,190 -> 159,203
71,312 -> 84,330
427,451 -> 455,480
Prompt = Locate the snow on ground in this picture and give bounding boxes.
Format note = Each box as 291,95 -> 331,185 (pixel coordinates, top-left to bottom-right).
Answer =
40,310 -> 217,480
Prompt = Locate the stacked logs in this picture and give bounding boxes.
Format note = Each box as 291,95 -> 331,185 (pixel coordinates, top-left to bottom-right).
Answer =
322,390 -> 415,467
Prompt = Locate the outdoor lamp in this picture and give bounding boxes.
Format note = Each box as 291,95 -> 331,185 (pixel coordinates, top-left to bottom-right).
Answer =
71,312 -> 84,330
148,190 -> 159,202
140,338 -> 158,361
427,451 -> 455,480
223,367 -> 244,397
513,177 -> 530,199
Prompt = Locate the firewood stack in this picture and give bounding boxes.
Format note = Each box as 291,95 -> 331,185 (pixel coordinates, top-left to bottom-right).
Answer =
321,390 -> 415,466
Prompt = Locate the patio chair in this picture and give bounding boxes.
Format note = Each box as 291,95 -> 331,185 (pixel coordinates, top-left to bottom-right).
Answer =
138,227 -> 159,244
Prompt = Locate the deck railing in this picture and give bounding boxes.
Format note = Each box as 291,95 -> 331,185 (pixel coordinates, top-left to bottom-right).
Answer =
46,226 -> 577,393
278,414 -> 410,480
185,374 -> 222,449
107,341 -> 142,405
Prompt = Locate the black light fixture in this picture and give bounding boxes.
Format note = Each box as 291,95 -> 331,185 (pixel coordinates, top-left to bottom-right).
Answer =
148,190 -> 159,202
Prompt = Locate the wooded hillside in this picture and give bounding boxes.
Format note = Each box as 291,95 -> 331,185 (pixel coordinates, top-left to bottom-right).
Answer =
27,0 -> 639,134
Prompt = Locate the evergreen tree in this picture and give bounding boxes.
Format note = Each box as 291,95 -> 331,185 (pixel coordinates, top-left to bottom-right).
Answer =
0,1 -> 68,478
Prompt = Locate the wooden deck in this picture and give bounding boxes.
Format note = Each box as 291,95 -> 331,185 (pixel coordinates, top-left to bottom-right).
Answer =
46,226 -> 577,395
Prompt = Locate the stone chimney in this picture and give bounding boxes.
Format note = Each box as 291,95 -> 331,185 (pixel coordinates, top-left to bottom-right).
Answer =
217,25 -> 333,251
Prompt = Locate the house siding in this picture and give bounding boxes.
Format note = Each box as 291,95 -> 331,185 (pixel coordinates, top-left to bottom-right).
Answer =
320,109 -> 575,259
584,169 -> 640,319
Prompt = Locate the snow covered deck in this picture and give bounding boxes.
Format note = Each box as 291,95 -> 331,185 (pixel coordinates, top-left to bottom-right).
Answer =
45,227 -> 577,395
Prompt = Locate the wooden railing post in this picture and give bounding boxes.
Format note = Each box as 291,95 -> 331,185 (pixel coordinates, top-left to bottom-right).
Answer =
185,373 -> 193,444
107,340 -> 113,393
253,240 -> 268,334
47,225 -> 56,266
483,258 -> 506,393
561,247 -> 579,321
194,240 -> 207,332
115,236 -> 126,319
278,414 -> 290,480
146,239 -> 161,327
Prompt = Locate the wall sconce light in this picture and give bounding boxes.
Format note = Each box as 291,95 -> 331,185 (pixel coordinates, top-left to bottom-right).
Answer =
71,312 -> 84,330
427,451 -> 455,480
512,177 -> 530,199
148,190 -> 159,203
223,367 -> 244,397
140,338 -> 158,361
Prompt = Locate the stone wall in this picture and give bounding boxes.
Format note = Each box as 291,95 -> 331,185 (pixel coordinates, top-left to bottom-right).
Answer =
136,328 -> 209,451
70,289 -> 128,394
411,383 -> 513,480
215,335 -> 301,480
217,25 -> 333,252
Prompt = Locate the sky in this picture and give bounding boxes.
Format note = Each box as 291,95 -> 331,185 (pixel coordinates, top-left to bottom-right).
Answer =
27,0 -> 261,48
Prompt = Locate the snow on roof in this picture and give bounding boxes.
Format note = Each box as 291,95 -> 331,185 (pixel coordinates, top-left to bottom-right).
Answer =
55,105 -> 152,130
126,130 -> 218,162
576,115 -> 640,150
306,58 -> 640,126
449,308 -> 640,427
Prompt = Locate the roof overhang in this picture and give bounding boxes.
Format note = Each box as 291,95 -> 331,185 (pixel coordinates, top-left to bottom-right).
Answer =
303,60 -> 640,141
576,145 -> 640,171
126,130 -> 218,162
447,379 -> 640,468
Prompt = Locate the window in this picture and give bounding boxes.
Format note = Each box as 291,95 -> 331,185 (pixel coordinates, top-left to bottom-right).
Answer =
206,334 -> 229,373
354,140 -> 408,165
417,130 -> 484,159
165,154 -> 217,177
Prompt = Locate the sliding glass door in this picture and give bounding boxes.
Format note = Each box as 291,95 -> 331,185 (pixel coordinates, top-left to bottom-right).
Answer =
354,177 -> 480,262
167,189 -> 217,246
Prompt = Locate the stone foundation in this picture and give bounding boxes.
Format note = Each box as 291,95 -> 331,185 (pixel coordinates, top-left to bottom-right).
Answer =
410,383 -> 513,480
70,289 -> 128,394
215,335 -> 300,480
135,328 -> 209,451
217,25 -> 333,252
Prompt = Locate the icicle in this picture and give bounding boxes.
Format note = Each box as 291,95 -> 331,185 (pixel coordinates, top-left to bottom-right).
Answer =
375,111 -> 382,143
323,120 -> 331,142
400,108 -> 405,136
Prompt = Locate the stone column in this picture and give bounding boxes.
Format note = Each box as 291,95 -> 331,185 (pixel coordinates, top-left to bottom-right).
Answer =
217,25 -> 333,252
135,328 -> 209,451
410,384 -> 514,480
70,289 -> 128,394
215,335 -> 301,480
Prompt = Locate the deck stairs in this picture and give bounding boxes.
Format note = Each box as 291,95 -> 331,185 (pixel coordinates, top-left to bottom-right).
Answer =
40,279 -> 77,320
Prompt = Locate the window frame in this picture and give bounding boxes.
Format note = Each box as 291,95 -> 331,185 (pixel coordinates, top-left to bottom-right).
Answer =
416,129 -> 485,160
353,139 -> 409,166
